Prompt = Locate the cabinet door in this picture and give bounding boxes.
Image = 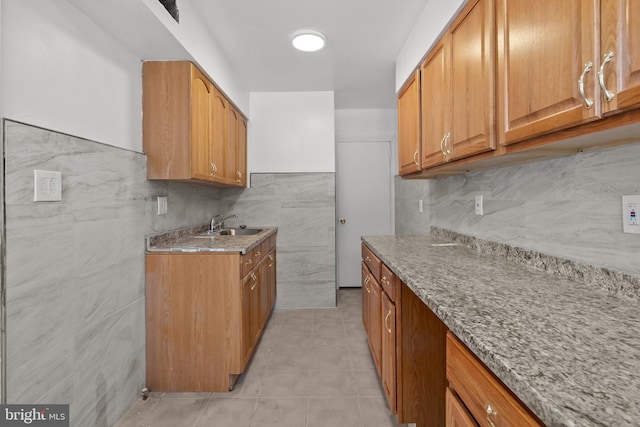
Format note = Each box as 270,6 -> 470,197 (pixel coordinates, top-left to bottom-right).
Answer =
249,271 -> 261,345
361,263 -> 371,334
421,40 -> 449,169
241,273 -> 253,364
369,277 -> 382,377
446,389 -> 478,427
381,293 -> 397,414
237,116 -> 248,186
225,106 -> 239,184
190,67 -> 212,181
259,259 -> 271,327
600,0 -> 640,115
448,0 -> 495,160
497,0 -> 599,145
398,70 -> 422,175
210,86 -> 227,181
267,250 -> 276,311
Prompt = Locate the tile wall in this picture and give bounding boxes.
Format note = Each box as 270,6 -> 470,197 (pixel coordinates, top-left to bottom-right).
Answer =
1,120 -> 337,425
218,173 -> 337,309
395,142 -> 640,277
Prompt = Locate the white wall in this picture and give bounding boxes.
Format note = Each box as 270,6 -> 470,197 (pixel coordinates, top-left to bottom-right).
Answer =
138,0 -> 249,113
0,0 -> 142,152
395,0 -> 465,91
248,92 -> 335,173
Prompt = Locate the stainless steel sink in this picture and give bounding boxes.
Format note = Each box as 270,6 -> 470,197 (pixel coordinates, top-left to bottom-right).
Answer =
216,228 -> 263,236
194,228 -> 264,238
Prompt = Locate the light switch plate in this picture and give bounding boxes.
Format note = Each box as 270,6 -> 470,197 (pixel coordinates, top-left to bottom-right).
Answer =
34,170 -> 62,202
475,195 -> 483,216
157,196 -> 168,215
622,195 -> 640,234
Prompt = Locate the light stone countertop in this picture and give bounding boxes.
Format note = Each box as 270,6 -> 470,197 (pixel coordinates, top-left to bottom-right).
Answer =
362,234 -> 640,427
147,225 -> 278,254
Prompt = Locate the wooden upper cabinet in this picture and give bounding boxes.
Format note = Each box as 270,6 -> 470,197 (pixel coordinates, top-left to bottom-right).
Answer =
421,40 -> 449,169
497,0 -> 599,145
237,117 -> 248,186
398,70 -> 422,176
143,61 -> 247,187
210,86 -> 228,183
418,0 -> 495,170
600,0 -> 640,115
224,104 -> 239,184
448,0 -> 495,160
190,68 -> 213,181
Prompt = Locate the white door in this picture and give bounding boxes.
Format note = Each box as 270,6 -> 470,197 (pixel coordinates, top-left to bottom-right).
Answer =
336,141 -> 393,287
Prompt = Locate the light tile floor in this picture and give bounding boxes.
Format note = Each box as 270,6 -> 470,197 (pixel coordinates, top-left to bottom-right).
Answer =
115,289 -> 406,427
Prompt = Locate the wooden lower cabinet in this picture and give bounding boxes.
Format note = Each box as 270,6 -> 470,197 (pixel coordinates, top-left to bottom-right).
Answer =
381,292 -> 397,414
399,281 -> 448,426
446,332 -> 544,427
369,275 -> 383,376
446,388 -> 478,427
145,236 -> 276,392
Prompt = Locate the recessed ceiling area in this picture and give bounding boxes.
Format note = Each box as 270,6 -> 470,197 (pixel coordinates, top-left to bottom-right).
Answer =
191,0 -> 430,109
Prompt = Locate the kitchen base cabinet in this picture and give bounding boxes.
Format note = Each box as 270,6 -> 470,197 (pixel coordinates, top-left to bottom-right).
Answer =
446,388 -> 478,427
145,236 -> 276,392
399,281 -> 447,426
446,332 -> 544,427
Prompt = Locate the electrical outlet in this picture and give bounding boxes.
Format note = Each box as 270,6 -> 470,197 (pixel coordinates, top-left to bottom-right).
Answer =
157,196 -> 168,215
622,195 -> 640,234
419,199 -> 424,213
34,170 -> 62,202
475,195 -> 483,216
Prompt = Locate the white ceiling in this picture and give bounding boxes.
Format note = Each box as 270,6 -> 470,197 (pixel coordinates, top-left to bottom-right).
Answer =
190,0 -> 430,109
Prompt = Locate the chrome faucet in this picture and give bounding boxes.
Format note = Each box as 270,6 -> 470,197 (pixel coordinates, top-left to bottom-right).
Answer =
210,213 -> 239,231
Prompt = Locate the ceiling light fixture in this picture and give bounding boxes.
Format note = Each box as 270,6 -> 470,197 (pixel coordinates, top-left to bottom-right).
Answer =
291,30 -> 326,52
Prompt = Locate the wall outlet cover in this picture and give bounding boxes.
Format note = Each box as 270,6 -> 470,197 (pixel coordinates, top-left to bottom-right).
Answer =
157,196 -> 168,215
622,195 -> 640,234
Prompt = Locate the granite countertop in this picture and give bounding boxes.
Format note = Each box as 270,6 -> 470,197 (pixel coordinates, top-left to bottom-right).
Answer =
362,234 -> 640,427
147,225 -> 277,254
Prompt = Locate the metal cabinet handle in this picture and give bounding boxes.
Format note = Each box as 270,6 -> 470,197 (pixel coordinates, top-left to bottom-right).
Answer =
365,256 -> 371,262
237,171 -> 243,183
384,310 -> 392,333
486,404 -> 497,427
245,258 -> 253,266
578,61 -> 594,109
268,254 -> 273,267
381,277 -> 390,286
598,51 -> 615,102
440,134 -> 447,155
445,133 -> 452,156
413,150 -> 420,168
255,251 -> 261,258
364,276 -> 370,286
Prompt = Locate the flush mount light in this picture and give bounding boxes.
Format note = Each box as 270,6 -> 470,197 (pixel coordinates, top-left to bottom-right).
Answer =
291,30 -> 326,52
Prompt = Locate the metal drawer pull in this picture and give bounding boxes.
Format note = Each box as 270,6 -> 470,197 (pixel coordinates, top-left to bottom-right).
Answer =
384,310 -> 392,333
444,133 -> 452,156
598,51 -> 615,102
381,277 -> 390,286
486,404 -> 497,427
365,256 -> 371,262
255,251 -> 261,258
245,258 -> 253,266
578,61 -> 594,109
413,150 -> 420,168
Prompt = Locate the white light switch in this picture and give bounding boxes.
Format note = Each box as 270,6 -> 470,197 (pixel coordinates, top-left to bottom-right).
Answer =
622,195 -> 640,234
157,196 -> 168,215
475,195 -> 483,216
34,170 -> 62,202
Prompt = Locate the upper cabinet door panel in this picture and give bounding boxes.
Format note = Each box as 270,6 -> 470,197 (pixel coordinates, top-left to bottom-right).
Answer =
190,69 -> 212,181
498,0 -> 600,145
448,0 -> 495,160
210,86 -> 227,182
398,70 -> 422,176
600,0 -> 640,115
421,41 -> 449,169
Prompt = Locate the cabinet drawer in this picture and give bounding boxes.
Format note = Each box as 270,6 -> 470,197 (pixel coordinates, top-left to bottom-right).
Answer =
446,333 -> 543,427
362,243 -> 381,281
380,264 -> 396,302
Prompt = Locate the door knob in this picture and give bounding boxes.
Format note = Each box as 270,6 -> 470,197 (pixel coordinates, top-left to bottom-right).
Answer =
339,218 -> 346,224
